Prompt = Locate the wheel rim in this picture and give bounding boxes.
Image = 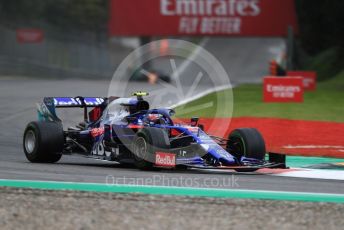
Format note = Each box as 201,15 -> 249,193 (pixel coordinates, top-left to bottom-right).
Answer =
25,130 -> 36,154
227,135 -> 245,159
134,137 -> 147,160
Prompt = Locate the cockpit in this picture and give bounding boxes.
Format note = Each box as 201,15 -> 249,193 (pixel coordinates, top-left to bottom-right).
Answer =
103,98 -> 149,121
102,95 -> 174,127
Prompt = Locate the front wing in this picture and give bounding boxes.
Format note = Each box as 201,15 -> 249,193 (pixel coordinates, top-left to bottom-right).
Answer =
155,150 -> 287,170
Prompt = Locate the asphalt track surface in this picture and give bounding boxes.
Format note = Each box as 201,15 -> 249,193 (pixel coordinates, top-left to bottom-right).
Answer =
1,77 -> 344,195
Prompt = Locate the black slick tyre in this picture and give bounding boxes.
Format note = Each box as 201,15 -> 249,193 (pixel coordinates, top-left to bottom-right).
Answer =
23,121 -> 64,163
226,128 -> 266,172
133,127 -> 170,170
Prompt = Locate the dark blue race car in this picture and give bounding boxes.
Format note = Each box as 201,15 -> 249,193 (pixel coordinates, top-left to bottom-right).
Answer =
23,92 -> 286,172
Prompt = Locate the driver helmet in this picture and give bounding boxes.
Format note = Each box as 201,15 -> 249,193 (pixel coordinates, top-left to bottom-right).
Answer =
146,114 -> 162,125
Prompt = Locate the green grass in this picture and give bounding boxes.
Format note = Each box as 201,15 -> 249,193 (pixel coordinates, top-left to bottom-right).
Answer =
175,73 -> 344,122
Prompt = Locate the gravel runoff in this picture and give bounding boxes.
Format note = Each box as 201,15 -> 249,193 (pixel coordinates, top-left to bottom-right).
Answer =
0,187 -> 343,230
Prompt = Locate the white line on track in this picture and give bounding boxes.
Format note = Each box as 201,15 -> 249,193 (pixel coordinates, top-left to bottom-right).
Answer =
271,169 -> 344,181
283,145 -> 344,149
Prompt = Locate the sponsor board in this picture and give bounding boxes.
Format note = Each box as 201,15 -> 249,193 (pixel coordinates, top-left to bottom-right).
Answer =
263,77 -> 303,103
287,71 -> 317,91
155,152 -> 176,167
16,29 -> 44,43
109,0 -> 298,36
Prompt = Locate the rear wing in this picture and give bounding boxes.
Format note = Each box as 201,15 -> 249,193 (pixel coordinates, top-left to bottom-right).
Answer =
47,97 -> 106,108
38,97 -> 107,122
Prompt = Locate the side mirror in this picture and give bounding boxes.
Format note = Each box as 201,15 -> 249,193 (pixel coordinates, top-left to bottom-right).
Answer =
190,117 -> 199,127
169,109 -> 176,117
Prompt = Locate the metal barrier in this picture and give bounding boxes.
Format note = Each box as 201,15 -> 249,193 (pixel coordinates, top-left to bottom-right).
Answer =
0,25 -> 132,79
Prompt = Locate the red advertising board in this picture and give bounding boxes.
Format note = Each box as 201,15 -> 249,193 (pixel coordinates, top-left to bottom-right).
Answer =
263,77 -> 303,103
287,71 -> 317,91
109,0 -> 298,36
16,29 -> 44,43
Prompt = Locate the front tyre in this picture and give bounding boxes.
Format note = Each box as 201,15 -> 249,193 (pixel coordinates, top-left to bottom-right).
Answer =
23,121 -> 64,163
133,127 -> 170,170
226,128 -> 266,172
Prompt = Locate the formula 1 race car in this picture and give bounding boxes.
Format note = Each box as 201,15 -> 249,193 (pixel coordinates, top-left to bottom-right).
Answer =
23,92 -> 286,172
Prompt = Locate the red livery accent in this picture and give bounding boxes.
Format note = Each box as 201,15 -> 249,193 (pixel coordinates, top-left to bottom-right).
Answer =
89,107 -> 102,122
155,152 -> 176,167
187,126 -> 199,133
16,29 -> 44,43
127,124 -> 144,129
263,77 -> 304,103
171,128 -> 181,136
287,71 -> 317,91
109,0 -> 298,36
90,128 -> 104,138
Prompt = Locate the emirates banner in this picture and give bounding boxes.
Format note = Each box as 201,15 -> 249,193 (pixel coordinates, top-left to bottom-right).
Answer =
109,0 -> 298,36
16,29 -> 44,43
263,77 -> 304,103
287,71 -> 317,91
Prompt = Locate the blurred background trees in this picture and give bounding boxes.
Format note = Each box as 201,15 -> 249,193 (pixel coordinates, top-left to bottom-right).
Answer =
295,0 -> 344,79
296,0 -> 344,55
0,0 -> 108,32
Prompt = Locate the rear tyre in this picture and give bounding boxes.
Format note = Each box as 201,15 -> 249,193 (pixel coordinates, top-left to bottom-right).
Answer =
23,121 -> 64,163
226,128 -> 266,172
133,127 -> 170,170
